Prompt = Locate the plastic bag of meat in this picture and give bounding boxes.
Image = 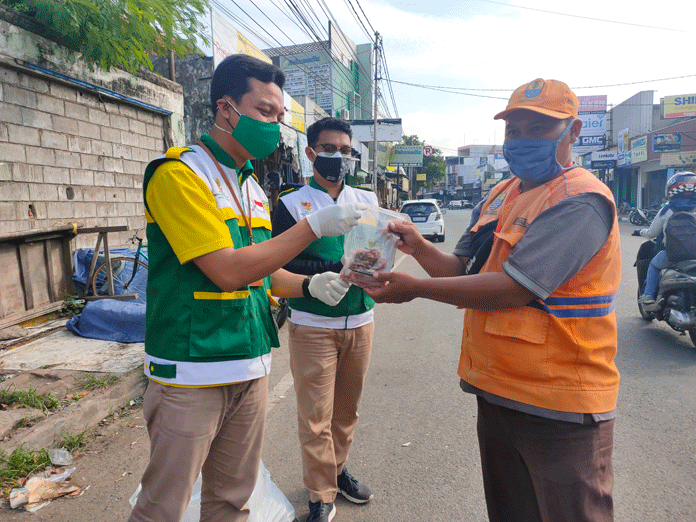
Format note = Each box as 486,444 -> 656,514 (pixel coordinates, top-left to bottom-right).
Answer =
340,205 -> 405,288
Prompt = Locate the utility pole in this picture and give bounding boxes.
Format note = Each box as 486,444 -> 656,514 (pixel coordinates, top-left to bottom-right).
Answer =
372,32 -> 380,194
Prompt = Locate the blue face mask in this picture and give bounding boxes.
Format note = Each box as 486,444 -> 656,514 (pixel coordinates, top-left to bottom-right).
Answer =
503,120 -> 575,184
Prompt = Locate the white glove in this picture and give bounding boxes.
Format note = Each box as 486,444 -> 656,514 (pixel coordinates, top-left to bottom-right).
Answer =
308,272 -> 351,306
306,203 -> 367,238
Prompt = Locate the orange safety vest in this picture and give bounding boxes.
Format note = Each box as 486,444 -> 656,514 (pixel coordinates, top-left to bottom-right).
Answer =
459,168 -> 621,413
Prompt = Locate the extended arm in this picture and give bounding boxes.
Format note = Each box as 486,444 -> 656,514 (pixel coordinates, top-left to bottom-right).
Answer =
365,270 -> 536,309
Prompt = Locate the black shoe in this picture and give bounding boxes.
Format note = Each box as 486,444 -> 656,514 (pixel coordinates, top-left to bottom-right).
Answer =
337,467 -> 373,504
306,501 -> 336,522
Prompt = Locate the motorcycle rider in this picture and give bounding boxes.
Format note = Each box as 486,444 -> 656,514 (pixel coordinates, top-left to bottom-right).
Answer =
635,172 -> 696,304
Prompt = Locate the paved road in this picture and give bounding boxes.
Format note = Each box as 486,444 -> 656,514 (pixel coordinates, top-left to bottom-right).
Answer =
8,209 -> 694,521
264,209 -> 696,522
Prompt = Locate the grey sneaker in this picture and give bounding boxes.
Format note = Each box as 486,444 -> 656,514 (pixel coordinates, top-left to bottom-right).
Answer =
337,467 -> 373,504
306,501 -> 335,522
638,293 -> 655,304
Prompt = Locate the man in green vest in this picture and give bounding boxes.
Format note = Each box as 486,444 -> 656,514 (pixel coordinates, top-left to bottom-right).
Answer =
272,117 -> 378,522
128,54 -> 365,522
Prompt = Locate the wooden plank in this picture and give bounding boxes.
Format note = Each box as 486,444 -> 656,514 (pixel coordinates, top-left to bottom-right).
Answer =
0,224 -> 75,242
61,236 -> 75,295
25,241 -> 51,308
0,301 -> 62,330
43,240 -> 57,302
102,232 -> 116,295
85,232 -> 103,295
17,243 -> 34,310
77,226 -> 128,234
83,293 -> 138,302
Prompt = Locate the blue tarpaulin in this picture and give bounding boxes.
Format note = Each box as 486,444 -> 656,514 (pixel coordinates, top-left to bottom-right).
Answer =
67,248 -> 147,343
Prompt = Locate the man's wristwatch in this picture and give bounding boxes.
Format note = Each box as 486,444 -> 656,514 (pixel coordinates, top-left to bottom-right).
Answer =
302,276 -> 314,300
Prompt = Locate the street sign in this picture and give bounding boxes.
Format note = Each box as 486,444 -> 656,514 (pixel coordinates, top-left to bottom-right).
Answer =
423,146 -> 434,157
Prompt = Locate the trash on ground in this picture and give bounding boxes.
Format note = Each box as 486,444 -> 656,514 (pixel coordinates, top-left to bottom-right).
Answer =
129,460 -> 295,522
9,470 -> 80,510
48,448 -> 73,465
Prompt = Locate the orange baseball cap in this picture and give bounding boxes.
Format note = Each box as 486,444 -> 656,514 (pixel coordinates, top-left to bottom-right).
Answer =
494,79 -> 579,120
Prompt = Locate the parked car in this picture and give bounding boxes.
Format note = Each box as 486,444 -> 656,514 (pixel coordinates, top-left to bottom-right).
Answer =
400,199 -> 445,242
448,200 -> 463,210
463,200 -> 474,209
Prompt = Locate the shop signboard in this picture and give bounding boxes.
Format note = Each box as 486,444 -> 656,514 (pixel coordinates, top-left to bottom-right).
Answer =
652,133 -> 681,153
631,136 -> 648,163
350,119 -> 403,142
590,150 -> 617,170
389,145 -> 423,167
211,8 -> 271,68
577,95 -> 608,113
574,112 -> 607,154
617,128 -> 630,166
660,151 -> 696,167
663,94 -> 696,119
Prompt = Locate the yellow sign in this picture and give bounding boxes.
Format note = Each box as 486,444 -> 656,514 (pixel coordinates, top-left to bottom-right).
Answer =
660,151 -> 696,167
631,136 -> 648,163
290,97 -> 305,133
664,94 -> 696,119
237,32 -> 272,64
416,173 -> 426,181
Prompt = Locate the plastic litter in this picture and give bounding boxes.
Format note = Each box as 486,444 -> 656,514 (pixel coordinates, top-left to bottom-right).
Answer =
129,460 -> 295,522
9,468 -> 80,510
48,448 -> 73,466
340,205 -> 403,288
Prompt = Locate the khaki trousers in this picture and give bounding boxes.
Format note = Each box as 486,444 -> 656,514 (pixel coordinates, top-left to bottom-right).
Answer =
128,376 -> 268,522
288,321 -> 374,503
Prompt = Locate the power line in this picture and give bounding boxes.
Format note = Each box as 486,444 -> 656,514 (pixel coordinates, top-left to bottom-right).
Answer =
353,0 -> 376,35
478,0 -> 688,33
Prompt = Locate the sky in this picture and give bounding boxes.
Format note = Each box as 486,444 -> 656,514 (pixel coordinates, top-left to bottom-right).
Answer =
211,0 -> 696,156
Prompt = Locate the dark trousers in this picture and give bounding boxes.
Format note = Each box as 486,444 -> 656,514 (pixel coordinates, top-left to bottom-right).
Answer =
476,396 -> 614,522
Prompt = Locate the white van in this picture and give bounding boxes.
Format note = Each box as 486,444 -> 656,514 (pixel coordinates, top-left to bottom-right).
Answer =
400,199 -> 445,242
448,200 -> 463,210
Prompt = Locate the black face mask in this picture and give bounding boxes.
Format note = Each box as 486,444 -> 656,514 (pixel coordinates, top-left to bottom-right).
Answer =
313,151 -> 352,183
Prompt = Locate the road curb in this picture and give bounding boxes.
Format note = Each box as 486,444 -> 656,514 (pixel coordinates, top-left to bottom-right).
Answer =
0,368 -> 147,454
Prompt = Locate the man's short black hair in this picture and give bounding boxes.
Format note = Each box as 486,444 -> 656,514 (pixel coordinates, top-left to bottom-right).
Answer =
210,54 -> 286,115
306,117 -> 353,147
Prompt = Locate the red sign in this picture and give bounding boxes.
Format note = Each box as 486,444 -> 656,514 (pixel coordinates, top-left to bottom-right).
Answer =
423,146 -> 434,156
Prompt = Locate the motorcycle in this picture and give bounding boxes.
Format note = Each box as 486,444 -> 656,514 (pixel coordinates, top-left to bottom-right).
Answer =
629,206 -> 659,226
636,239 -> 696,346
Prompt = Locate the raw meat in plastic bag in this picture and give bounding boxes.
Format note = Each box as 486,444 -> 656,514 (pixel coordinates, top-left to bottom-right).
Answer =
340,205 -> 405,288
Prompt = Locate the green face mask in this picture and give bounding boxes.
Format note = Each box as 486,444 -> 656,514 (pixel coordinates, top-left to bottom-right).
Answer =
224,100 -> 281,159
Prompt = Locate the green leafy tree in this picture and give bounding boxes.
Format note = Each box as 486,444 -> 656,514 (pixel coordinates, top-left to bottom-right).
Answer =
2,0 -> 209,73
401,134 -> 445,191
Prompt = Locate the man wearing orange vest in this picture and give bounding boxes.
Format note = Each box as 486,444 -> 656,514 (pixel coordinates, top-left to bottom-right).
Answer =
366,79 -> 620,522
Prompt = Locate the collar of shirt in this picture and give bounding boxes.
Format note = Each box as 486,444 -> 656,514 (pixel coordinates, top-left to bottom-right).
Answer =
199,133 -> 255,185
310,176 -> 344,197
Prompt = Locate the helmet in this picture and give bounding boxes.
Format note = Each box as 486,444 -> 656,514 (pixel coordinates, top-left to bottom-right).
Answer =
666,171 -> 696,199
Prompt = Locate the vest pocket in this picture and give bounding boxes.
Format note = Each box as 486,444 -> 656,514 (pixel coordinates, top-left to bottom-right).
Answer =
483,306 -> 549,345
189,292 -> 252,359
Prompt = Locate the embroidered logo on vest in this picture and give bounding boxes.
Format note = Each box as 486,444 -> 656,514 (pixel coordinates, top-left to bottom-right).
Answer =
513,217 -> 529,228
487,192 -> 507,213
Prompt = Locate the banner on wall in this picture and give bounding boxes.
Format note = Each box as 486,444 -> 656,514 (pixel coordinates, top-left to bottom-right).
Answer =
631,136 -> 648,163
663,94 -> 696,119
652,133 -> 681,153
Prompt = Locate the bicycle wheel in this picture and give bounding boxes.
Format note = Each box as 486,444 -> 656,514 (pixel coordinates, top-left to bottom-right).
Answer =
90,257 -> 148,297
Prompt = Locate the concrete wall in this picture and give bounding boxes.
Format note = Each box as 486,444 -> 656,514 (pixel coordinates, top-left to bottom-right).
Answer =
0,10 -> 184,248
152,54 -> 214,145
